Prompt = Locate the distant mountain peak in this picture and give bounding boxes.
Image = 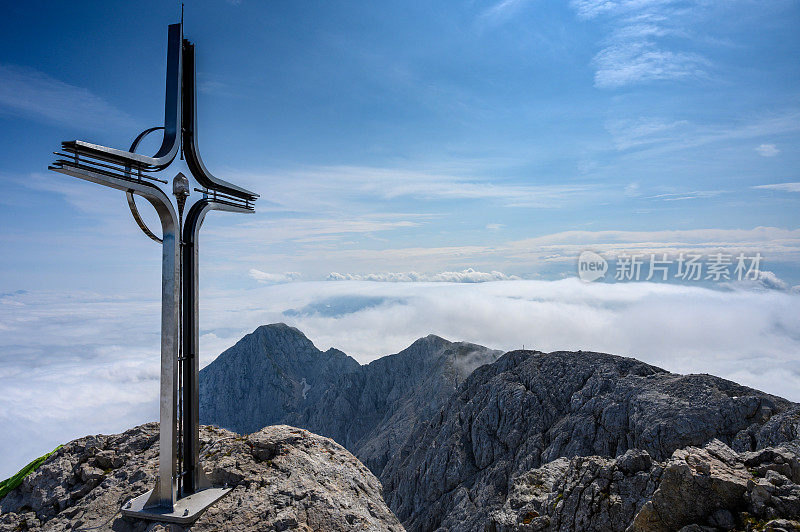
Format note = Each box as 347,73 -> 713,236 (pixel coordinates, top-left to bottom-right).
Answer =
247,323 -> 322,355
200,327 -> 501,475
402,333 -> 451,351
253,322 -> 309,338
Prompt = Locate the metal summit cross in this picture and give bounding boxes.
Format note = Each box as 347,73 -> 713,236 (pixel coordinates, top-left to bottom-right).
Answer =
49,21 -> 258,523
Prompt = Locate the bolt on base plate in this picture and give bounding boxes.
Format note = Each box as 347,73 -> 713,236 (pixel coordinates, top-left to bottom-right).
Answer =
121,487 -> 232,525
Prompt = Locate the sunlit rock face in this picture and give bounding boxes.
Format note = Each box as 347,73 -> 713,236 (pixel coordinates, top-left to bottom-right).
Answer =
488,439 -> 800,532
0,423 -> 405,531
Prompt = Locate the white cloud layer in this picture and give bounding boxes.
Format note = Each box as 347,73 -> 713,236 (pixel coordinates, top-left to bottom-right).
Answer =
249,269 -> 302,283
1,280 -> 799,477
326,268 -> 520,283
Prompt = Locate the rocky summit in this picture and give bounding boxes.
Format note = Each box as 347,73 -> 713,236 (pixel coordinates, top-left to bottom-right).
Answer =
199,323 -> 502,476
3,325 -> 800,531
0,423 -> 403,531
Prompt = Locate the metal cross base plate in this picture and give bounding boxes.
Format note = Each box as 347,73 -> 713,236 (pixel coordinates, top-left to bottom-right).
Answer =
121,487 -> 232,524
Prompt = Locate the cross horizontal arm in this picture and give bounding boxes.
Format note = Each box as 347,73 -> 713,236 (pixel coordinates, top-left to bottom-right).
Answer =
59,23 -> 183,173
181,39 -> 259,202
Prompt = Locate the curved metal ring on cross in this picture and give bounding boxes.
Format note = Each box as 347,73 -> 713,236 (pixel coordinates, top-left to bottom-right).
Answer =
126,127 -> 167,244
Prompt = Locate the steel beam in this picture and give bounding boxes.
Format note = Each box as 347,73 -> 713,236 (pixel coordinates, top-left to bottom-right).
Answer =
181,39 -> 258,202
49,20 -> 258,524
60,24 -> 183,172
50,164 -> 180,510
181,199 -> 251,494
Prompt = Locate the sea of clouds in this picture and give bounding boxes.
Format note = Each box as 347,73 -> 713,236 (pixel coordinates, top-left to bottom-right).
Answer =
1,278 -> 799,477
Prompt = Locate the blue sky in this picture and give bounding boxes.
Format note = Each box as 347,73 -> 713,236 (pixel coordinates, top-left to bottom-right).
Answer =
1,0 -> 799,290
1,1 -> 799,476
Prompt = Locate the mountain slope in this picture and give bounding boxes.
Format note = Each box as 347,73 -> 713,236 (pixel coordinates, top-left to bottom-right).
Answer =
199,327 -> 799,530
199,324 -> 502,476
199,324 -> 360,435
297,334 -> 502,475
381,349 -> 800,531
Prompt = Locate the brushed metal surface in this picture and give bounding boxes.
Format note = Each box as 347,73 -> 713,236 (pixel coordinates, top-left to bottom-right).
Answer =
51,164 -> 180,509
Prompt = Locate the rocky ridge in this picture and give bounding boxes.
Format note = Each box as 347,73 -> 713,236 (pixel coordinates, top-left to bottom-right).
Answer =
382,349 -> 800,531
0,423 -> 403,531
199,324 -> 501,476
199,326 -> 800,530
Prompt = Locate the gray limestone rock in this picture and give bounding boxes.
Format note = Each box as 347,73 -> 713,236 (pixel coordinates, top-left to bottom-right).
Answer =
488,439 -> 800,532
199,324 -> 501,477
193,326 -> 800,531
199,324 -> 361,436
0,423 -> 404,532
381,349 -> 799,531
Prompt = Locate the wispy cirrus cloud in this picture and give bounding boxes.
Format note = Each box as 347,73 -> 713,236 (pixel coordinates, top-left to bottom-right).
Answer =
605,117 -> 687,150
753,182 -> 800,193
572,0 -> 688,21
503,227 -> 800,264
478,0 -> 534,27
0,64 -> 138,131
605,112 -> 800,154
229,166 -> 600,212
237,226 -> 800,280
571,0 -> 713,88
593,43 -> 707,88
208,215 -> 425,246
644,190 -> 725,201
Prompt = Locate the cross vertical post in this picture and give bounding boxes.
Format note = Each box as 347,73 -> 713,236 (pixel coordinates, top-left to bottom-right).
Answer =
49,19 -> 258,524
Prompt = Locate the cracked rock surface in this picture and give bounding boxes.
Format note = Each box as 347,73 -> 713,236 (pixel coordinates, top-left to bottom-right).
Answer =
382,349 -> 800,531
490,439 -> 800,531
0,424 -> 404,531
